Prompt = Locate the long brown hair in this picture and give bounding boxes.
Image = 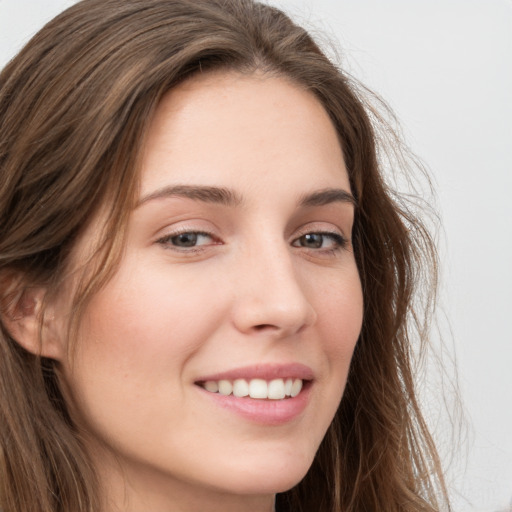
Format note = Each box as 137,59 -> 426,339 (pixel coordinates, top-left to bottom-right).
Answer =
0,1 -> 449,511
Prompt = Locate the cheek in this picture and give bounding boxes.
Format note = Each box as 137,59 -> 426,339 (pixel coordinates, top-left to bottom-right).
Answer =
61,259 -> 226,423
314,267 -> 363,359
78,259 -> 224,366
325,291 -> 363,356
312,268 -> 363,422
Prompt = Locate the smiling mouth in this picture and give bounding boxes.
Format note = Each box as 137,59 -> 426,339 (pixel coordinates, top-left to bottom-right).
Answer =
197,378 -> 305,400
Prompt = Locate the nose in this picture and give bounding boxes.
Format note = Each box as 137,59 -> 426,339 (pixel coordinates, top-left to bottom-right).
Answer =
230,242 -> 317,338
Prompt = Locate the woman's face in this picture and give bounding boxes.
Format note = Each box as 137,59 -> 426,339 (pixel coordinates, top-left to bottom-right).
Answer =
57,72 -> 363,511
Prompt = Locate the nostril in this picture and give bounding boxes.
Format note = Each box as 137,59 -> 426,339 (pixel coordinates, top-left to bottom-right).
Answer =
253,324 -> 277,331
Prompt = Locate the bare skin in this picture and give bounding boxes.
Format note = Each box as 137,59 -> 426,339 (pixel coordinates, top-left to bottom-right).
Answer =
51,72 -> 363,512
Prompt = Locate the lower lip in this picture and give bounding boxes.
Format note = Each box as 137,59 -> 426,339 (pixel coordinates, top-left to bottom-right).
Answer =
196,383 -> 312,426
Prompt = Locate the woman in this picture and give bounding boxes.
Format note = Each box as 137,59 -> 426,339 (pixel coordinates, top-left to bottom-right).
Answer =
0,0 -> 449,511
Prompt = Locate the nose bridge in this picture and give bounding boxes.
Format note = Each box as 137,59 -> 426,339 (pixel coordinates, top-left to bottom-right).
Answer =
232,234 -> 317,336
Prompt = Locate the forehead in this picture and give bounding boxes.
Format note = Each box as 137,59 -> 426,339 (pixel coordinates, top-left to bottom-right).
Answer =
140,71 -> 350,199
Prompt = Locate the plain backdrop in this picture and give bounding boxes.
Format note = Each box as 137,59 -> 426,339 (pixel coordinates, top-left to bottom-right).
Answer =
1,1 -> 511,511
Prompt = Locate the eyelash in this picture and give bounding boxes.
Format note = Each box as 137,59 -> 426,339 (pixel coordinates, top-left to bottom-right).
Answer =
292,231 -> 348,253
156,229 -> 218,253
156,228 -> 348,255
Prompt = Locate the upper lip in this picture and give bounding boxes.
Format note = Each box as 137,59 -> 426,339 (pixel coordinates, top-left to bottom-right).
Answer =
195,363 -> 315,383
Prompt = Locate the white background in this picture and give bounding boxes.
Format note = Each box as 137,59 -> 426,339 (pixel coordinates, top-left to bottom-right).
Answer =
1,1 -> 511,511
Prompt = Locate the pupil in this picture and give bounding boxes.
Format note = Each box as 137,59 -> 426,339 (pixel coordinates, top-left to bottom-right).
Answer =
303,233 -> 322,248
174,233 -> 197,247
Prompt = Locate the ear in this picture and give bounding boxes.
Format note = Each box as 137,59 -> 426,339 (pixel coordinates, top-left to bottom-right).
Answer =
1,285 -> 64,360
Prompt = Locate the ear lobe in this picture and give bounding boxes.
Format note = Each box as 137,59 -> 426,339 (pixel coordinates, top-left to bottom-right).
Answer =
1,286 -> 64,360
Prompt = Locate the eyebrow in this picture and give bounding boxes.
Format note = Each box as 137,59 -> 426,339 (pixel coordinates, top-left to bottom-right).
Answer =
137,184 -> 356,208
298,188 -> 357,208
137,184 -> 243,207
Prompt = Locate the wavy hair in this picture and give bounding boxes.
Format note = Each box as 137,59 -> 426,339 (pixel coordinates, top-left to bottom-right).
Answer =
0,1 -> 449,511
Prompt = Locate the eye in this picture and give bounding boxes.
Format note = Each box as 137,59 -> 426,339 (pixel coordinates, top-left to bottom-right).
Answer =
157,231 -> 215,249
292,232 -> 346,250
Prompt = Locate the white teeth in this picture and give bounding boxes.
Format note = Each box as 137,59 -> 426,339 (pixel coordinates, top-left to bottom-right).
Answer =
204,380 -> 219,393
249,379 -> 268,399
290,378 -> 302,397
284,378 -> 293,396
218,380 -> 233,396
268,379 -> 286,400
233,379 -> 249,397
201,377 -> 305,400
